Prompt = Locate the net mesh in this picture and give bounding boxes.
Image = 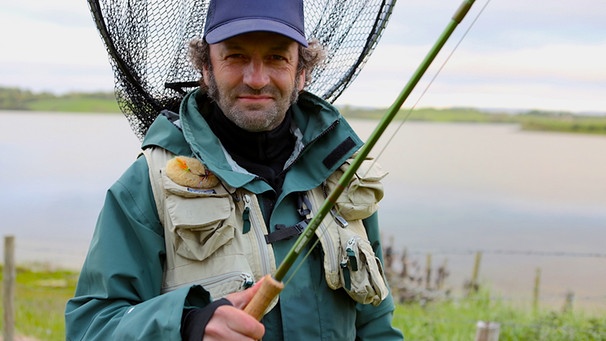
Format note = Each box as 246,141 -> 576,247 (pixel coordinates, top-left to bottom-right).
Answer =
88,0 -> 397,140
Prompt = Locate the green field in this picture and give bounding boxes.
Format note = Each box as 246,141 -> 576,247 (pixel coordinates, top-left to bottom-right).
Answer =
340,106 -> 606,136
2,86 -> 606,136
1,266 -> 604,340
0,87 -> 121,113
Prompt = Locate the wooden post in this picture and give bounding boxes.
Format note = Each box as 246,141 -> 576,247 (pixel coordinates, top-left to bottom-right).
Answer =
400,248 -> 408,278
425,253 -> 432,290
384,236 -> 394,271
562,290 -> 574,313
3,235 -> 16,341
475,321 -> 500,341
533,268 -> 541,313
436,259 -> 448,290
467,251 -> 482,295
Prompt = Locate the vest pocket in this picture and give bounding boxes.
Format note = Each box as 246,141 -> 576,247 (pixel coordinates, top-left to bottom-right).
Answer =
162,172 -> 235,262
162,255 -> 256,299
337,227 -> 389,306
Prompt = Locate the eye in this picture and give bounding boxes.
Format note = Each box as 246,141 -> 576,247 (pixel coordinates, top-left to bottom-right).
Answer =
267,54 -> 292,65
269,55 -> 286,61
226,53 -> 246,60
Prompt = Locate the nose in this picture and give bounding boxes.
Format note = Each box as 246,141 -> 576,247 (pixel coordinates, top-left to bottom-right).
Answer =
243,58 -> 270,90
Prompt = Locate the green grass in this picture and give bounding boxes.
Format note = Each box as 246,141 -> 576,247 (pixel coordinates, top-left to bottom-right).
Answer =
518,115 -> 606,135
392,288 -> 606,340
3,86 -> 606,135
27,97 -> 121,113
0,266 -> 79,341
1,267 -> 605,340
0,87 -> 121,113
339,106 -> 606,136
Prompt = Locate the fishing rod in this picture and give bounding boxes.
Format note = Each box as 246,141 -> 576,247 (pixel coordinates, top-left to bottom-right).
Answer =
244,0 -> 477,320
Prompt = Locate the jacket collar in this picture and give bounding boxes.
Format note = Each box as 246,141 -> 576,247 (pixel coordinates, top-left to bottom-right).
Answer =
143,88 -> 362,194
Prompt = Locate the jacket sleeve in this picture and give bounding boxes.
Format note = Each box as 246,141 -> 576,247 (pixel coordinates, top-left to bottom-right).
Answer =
65,157 -> 210,340
355,212 -> 405,341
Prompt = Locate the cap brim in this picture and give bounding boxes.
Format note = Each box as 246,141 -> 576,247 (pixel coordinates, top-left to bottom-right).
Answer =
205,19 -> 308,47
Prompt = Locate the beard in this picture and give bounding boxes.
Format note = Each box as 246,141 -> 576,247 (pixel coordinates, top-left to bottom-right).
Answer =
205,71 -> 301,132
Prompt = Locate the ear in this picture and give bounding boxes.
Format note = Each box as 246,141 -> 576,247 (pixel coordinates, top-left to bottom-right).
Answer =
296,70 -> 306,91
202,66 -> 211,86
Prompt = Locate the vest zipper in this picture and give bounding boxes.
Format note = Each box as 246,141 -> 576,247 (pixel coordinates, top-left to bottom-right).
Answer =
243,193 -> 272,276
307,190 -> 340,275
197,271 -> 254,291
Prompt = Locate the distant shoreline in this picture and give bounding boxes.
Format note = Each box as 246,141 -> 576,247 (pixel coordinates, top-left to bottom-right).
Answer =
2,86 -> 606,135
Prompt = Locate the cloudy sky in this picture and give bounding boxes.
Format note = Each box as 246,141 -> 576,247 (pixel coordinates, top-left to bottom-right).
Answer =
1,0 -> 605,113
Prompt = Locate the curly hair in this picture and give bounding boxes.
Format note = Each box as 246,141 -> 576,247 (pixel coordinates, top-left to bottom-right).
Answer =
188,38 -> 325,91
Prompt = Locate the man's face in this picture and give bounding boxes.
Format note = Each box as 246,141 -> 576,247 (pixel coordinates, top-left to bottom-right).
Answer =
203,32 -> 306,132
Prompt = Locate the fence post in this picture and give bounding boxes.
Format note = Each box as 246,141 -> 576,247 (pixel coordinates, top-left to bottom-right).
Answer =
400,248 -> 408,278
3,235 -> 16,341
533,267 -> 541,313
425,253 -> 432,290
562,290 -> 574,313
466,251 -> 482,295
436,259 -> 448,290
475,321 -> 500,341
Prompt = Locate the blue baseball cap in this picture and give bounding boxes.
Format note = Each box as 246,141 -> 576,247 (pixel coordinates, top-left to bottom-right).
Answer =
203,0 -> 308,47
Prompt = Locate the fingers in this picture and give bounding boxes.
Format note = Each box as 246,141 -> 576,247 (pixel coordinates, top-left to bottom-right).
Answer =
225,276 -> 265,309
204,305 -> 265,341
204,278 -> 268,340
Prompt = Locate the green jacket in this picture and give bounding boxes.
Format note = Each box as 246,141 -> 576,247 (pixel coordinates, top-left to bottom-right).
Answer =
65,89 -> 404,340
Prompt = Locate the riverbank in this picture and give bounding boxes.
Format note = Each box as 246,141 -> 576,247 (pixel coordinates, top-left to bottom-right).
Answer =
2,86 -> 606,135
1,265 -> 604,341
339,106 -> 606,135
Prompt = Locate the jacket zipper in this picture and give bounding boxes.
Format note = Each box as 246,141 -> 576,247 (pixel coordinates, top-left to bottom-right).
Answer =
282,119 -> 340,174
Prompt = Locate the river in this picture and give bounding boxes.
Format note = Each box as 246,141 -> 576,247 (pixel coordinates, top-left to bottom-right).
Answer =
1,111 -> 604,310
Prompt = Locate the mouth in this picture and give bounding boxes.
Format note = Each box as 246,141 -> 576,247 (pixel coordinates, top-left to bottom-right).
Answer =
237,94 -> 274,103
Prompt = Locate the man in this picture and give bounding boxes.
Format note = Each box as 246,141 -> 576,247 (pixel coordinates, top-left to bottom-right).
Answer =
65,0 -> 404,339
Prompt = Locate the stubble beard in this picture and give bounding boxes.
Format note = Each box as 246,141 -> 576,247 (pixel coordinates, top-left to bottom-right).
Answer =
205,71 -> 301,132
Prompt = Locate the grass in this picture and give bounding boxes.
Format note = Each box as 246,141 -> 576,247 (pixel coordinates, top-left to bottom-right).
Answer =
339,106 -> 606,136
0,87 -> 121,114
1,267 -> 605,340
27,97 -> 121,114
518,114 -> 606,135
392,288 -> 606,340
1,265 -> 78,341
3,86 -> 606,135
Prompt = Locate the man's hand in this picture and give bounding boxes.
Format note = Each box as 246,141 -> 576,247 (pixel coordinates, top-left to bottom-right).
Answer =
203,280 -> 266,340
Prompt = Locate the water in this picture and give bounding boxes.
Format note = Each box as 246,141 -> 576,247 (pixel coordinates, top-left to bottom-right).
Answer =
0,111 -> 141,269
1,111 -> 605,309
353,120 -> 606,309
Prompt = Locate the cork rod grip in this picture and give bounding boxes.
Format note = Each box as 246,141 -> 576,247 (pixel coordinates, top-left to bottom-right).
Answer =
243,274 -> 284,321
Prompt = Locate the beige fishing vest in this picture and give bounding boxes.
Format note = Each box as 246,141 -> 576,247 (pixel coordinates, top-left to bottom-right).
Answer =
144,147 -> 389,307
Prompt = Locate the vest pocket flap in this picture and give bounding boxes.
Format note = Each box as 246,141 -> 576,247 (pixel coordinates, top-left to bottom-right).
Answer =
326,158 -> 387,220
162,170 -> 229,198
164,184 -> 234,261
166,194 -> 231,227
351,158 -> 388,182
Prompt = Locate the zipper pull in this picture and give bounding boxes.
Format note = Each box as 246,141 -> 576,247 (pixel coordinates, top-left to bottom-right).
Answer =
331,208 -> 349,228
241,273 -> 255,289
242,194 -> 251,234
346,237 -> 359,271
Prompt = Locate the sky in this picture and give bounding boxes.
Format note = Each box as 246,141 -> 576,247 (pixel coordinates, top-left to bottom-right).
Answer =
1,0 -> 605,114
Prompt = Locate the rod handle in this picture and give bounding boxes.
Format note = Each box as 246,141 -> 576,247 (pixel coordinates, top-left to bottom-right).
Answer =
243,274 -> 284,321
